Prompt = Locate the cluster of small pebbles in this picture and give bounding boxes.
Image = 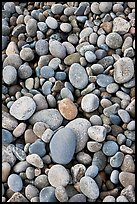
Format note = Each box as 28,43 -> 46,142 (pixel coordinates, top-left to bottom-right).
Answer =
2,1 -> 135,202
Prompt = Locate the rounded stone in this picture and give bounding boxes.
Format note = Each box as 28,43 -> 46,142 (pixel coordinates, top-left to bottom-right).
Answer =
55,186 -> 68,202
49,40 -> 66,59
60,23 -> 72,33
114,57 -> 134,84
88,126 -> 106,142
87,141 -> 102,152
40,66 -> 54,79
48,57 -> 61,70
8,174 -> 23,192
127,121 -> 135,131
89,115 -> 102,125
3,65 -> 17,85
18,63 -> 32,79
103,196 -> 115,202
48,164 -> 70,187
10,96 -> 36,120
110,170 -> 119,184
92,150 -> 107,171
33,93 -> 48,111
26,19 -> 37,37
116,195 -> 129,202
51,3 -> 64,14
4,2 -> 15,13
29,139 -> 46,157
80,176 -> 99,200
91,64 -> 104,75
109,114 -> 121,125
119,172 -> 135,188
99,2 -> 112,12
50,127 -> 76,164
42,81 -> 52,96
35,40 -> 49,56
35,174 -> 49,190
76,152 -> 92,165
91,2 -> 101,14
20,48 -> 34,61
69,63 -> 88,89
2,129 -> 13,145
64,53 -> 81,65
71,164 -> 86,183
81,93 -> 99,113
2,162 -> 11,182
69,194 -> 86,202
3,54 -> 22,69
85,51 -> 96,63
85,165 -> 99,178
40,187 -> 57,202
26,154 -> 44,168
118,109 -> 131,123
25,184 -> 39,200
96,74 -> 114,87
66,118 -> 91,153
58,98 -> 78,120
112,17 -> 130,35
26,166 -> 35,180
110,152 -> 124,168
102,141 -> 119,156
106,32 -> 123,49
46,16 -> 58,29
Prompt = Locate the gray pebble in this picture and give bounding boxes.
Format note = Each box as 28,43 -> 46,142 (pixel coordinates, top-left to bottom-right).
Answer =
76,152 -> 92,165
80,45 -> 95,56
96,74 -> 114,87
76,16 -> 87,23
113,17 -> 130,35
20,47 -> 34,61
8,174 -> 23,192
12,146 -> 26,161
85,165 -> 99,178
41,128 -> 54,143
88,126 -> 106,142
87,141 -> 102,152
2,36 -> 9,50
26,19 -> 37,37
116,195 -> 129,202
122,37 -> 133,52
62,42 -> 75,55
42,81 -> 52,95
46,16 -> 58,29
68,34 -> 79,45
99,2 -> 112,12
46,94 -> 56,108
85,51 -> 96,63
81,93 -> 99,113
3,65 -> 17,85
64,52 -> 81,65
10,96 -> 36,120
40,186 -> 57,202
40,66 -> 54,79
79,27 -> 93,38
51,3 -> 64,14
69,194 -> 86,202
26,154 -> 44,168
49,57 -> 61,70
69,63 -> 88,89
118,109 -> 131,123
12,24 -> 26,36
35,40 -> 49,56
66,118 -> 91,153
49,40 -> 66,59
106,32 -> 123,49
33,93 -> 48,111
61,87 -> 74,101
98,56 -> 114,68
4,2 -> 15,13
37,22 -> 48,33
18,63 -> 32,79
31,197 -> 39,202
103,196 -> 115,202
2,129 -> 13,145
127,120 -> 135,131
92,150 -> 107,171
102,141 -> 119,156
106,83 -> 119,93
81,83 -> 95,96
55,72 -> 66,81
55,186 -> 68,202
110,170 -> 119,184
29,139 -> 46,157
25,78 -> 34,90
116,90 -> 130,101
2,145 -> 16,166
91,2 -> 101,14
35,174 -> 49,190
48,164 -> 70,187
89,33 -> 98,45
29,109 -> 63,130
103,103 -> 120,117
109,114 -> 121,125
25,184 -> 39,200
50,127 -> 76,164
91,64 -> 104,75
95,49 -> 107,60
26,166 -> 35,180
60,23 -> 72,33
80,176 -> 99,200
110,151 -> 124,167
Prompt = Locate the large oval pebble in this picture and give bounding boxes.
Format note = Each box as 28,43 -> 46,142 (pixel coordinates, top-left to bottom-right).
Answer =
8,174 -> 23,192
81,93 -> 99,112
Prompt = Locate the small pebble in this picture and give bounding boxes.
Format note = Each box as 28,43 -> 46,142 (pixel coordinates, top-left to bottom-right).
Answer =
26,154 -> 44,168
29,139 -> 46,157
35,40 -> 49,56
110,152 -> 124,168
2,162 -> 11,182
20,47 -> 34,61
85,165 -> 99,178
55,186 -> 68,202
103,195 -> 115,202
3,65 -> 17,85
40,186 -> 57,202
110,170 -> 119,184
102,141 -> 119,156
119,172 -> 135,188
81,93 -> 99,113
88,126 -> 106,142
2,129 -> 13,145
25,184 -> 39,200
8,174 -> 23,192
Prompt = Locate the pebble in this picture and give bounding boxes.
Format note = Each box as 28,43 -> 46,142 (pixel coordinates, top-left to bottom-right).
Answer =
35,40 -> 49,56
3,54 -> 23,69
55,72 -> 66,81
69,63 -> 88,89
8,174 -> 23,192
89,115 -> 102,126
71,164 -> 86,183
10,96 -> 36,120
88,126 -> 106,142
25,184 -> 39,200
110,152 -> 124,168
91,2 -> 101,14
26,167 -> 35,180
4,2 -> 15,13
106,83 -> 119,94
106,32 -> 123,49
2,129 -> 13,145
60,23 -> 72,33
62,42 -> 75,55
127,120 -> 135,131
46,94 -> 56,108
50,127 -> 76,164
49,57 -> 61,70
33,93 -> 48,111
60,87 -> 74,101
119,172 -> 135,188
3,65 -> 17,85
80,176 -> 99,200
35,174 -> 49,190
29,109 -> 63,130
26,19 -> 37,37
98,56 -> 114,69
42,81 -> 52,95
109,114 -> 121,125
87,141 -> 102,152
121,185 -> 135,202
55,186 -> 68,202
126,99 -> 135,118
124,130 -> 135,141
79,27 -> 93,38
66,118 -> 91,153
48,164 -> 70,187
69,194 -> 86,202
121,154 -> 135,173
6,41 -> 19,56
103,195 -> 115,202
12,146 -> 26,161
91,64 -> 104,75
64,53 -> 81,65
7,192 -> 29,202
103,103 -> 120,117
12,24 -> 26,36
2,162 -> 11,182
92,150 -> 107,171
113,17 -> 131,34
46,16 -> 58,29
76,152 -> 92,165
85,51 -> 96,63
102,141 -> 119,156
40,66 -> 54,79
41,128 -> 54,143
99,2 -> 112,12
85,165 -> 99,178
116,90 -> 130,101
120,145 -> 133,154
81,93 -> 99,113
118,109 -> 131,123
2,145 -> 16,167
110,170 -> 119,184
51,3 -> 64,14
37,22 -> 47,33
26,154 -> 44,168
40,186 -> 57,202
96,74 -> 114,87
58,98 -> 78,120
2,36 -> 8,50
116,195 -> 129,202
20,47 -> 34,61
49,40 -> 66,59
18,63 -> 32,79
2,111 -> 18,131
29,139 -> 46,157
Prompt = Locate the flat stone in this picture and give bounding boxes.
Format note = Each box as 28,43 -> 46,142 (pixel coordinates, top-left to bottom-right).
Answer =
60,87 -> 74,101
46,16 -> 58,29
85,51 -> 96,63
12,146 -> 26,161
60,23 -> 72,33
118,109 -> 131,123
18,63 -> 32,79
40,187 -> 57,202
35,174 -> 49,190
13,122 -> 26,137
91,64 -> 104,75
20,47 -> 34,61
25,184 -> 39,200
33,93 -> 48,111
13,161 -> 30,173
29,109 -> 63,130
58,98 -> 78,120
48,164 -> 70,187
51,3 -> 64,14
62,42 -> 75,55
8,174 -> 23,192
10,96 -> 36,120
80,176 -> 99,200
26,19 -> 37,37
3,54 -> 22,69
79,27 -> 93,38
119,172 -> 135,188
66,118 -> 91,153
85,165 -> 99,178
88,126 -> 107,142
50,127 -> 76,164
98,56 -> 114,68
103,103 -> 120,117
26,154 -> 44,168
76,152 -> 92,165
81,93 -> 99,113
113,17 -> 131,34
114,57 -> 134,84
6,41 -> 19,56
29,139 -> 46,157
69,63 -> 88,89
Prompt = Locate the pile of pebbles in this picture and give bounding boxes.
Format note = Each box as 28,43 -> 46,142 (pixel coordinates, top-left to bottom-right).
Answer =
2,1 -> 135,202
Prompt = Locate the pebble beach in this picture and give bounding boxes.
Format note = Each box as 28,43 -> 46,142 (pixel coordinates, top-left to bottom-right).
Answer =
2,2 -> 135,202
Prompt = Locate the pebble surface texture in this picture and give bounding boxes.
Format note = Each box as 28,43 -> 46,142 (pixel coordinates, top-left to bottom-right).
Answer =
2,1 -> 135,202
